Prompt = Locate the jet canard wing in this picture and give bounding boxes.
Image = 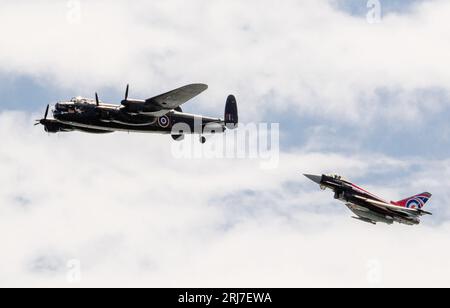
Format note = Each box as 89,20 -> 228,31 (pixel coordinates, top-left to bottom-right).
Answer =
145,84 -> 208,111
354,195 -> 432,217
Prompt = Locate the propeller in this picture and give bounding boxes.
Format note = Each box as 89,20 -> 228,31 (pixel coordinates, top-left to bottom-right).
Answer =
124,84 -> 129,101
35,104 -> 50,126
44,104 -> 49,119
95,92 -> 100,106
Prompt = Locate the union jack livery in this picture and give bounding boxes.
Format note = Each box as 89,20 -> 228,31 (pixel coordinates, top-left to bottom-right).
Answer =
304,174 -> 433,226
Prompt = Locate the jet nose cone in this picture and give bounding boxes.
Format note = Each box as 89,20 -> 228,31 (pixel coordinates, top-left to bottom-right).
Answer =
304,174 -> 322,185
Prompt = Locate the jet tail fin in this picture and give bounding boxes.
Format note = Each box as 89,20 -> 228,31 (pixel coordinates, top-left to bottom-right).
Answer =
393,192 -> 432,209
224,95 -> 238,129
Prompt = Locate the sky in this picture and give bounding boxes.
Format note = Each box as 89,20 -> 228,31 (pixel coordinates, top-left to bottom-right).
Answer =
1,0 -> 450,288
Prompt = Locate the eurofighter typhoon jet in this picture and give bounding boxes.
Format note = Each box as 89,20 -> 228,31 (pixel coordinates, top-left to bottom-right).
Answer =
35,84 -> 238,143
304,174 -> 432,226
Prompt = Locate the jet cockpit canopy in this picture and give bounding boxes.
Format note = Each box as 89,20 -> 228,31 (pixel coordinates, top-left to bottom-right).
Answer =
326,173 -> 346,181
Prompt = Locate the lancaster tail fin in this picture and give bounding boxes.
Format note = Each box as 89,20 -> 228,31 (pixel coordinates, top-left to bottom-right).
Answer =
224,95 -> 238,129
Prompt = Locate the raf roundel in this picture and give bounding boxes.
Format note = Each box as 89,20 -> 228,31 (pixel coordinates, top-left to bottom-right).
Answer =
406,199 -> 420,209
158,116 -> 170,128
406,196 -> 429,209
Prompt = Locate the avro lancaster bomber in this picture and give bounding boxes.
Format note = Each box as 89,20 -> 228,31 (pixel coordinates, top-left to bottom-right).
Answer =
35,84 -> 238,143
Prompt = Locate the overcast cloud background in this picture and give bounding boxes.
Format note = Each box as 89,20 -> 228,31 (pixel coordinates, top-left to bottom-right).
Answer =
1,0 -> 450,287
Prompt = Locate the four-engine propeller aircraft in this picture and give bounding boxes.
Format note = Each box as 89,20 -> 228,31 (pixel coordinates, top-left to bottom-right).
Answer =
304,174 -> 432,226
35,84 -> 238,143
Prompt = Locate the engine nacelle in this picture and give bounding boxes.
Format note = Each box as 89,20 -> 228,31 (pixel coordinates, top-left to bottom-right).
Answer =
43,122 -> 66,133
44,126 -> 60,134
121,100 -> 145,114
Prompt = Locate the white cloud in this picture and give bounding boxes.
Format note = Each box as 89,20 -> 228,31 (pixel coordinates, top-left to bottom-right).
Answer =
1,111 -> 450,287
1,0 -> 450,123
1,0 -> 449,288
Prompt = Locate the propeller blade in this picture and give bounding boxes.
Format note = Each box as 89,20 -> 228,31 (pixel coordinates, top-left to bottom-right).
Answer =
125,84 -> 129,101
95,93 -> 100,106
44,104 -> 49,120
